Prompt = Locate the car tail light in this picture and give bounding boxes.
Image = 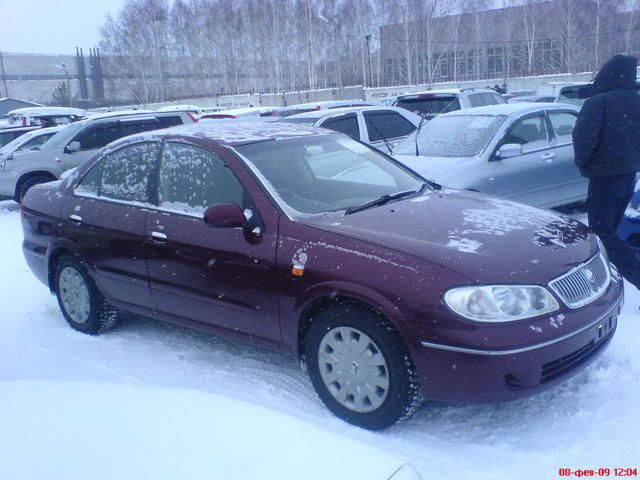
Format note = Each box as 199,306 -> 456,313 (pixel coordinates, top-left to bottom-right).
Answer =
187,112 -> 199,122
19,200 -> 25,216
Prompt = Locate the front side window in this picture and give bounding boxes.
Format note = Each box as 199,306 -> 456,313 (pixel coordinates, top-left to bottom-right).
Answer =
548,111 -> 577,142
469,94 -> 486,108
158,142 -> 245,215
321,114 -> 360,140
363,111 -> 415,141
236,135 -> 424,216
73,124 -> 121,151
75,142 -> 159,202
502,115 -> 549,152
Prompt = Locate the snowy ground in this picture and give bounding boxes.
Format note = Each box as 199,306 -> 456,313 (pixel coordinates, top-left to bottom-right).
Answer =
0,199 -> 638,480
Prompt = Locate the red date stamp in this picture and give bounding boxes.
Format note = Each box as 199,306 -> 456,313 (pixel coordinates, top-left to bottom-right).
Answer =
558,468 -> 638,477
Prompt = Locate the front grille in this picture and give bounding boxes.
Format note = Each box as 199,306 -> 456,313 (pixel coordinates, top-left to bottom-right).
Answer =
549,253 -> 610,309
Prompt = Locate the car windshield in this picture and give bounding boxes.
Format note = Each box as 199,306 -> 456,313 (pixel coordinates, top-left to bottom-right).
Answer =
395,96 -> 461,117
235,134 -> 425,216
395,114 -> 506,157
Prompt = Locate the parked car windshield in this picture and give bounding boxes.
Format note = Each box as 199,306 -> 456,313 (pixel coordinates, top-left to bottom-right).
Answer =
235,134 -> 424,216
395,96 -> 461,117
395,114 -> 506,157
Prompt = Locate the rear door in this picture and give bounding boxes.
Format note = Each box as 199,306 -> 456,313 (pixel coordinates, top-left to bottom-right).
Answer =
144,141 -> 281,341
491,113 -> 558,206
60,141 -> 160,309
362,110 -> 417,153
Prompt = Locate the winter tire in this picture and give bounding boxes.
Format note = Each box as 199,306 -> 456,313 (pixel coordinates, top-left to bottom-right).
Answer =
54,256 -> 119,335
304,301 -> 422,430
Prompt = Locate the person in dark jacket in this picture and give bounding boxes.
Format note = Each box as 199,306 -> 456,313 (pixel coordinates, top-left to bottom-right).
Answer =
573,54 -> 640,289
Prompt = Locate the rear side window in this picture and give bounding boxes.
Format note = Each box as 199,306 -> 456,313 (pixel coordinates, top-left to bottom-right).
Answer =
363,111 -> 415,141
76,142 -> 160,202
320,114 -> 360,140
548,111 -> 577,141
469,94 -> 486,108
157,142 -> 245,215
157,115 -> 183,129
396,96 -> 461,117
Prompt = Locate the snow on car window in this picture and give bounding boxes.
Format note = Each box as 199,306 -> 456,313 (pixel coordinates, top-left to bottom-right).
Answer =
158,142 -> 244,215
395,114 -> 505,157
99,143 -> 160,202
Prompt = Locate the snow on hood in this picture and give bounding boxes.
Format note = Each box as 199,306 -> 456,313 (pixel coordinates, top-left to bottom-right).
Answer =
303,189 -> 595,284
594,54 -> 638,92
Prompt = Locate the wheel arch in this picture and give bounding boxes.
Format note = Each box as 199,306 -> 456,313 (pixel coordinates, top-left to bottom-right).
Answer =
294,282 -> 409,361
46,238 -> 82,293
14,170 -> 58,201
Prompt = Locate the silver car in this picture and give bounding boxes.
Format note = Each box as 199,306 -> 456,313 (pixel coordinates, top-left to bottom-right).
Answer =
0,111 -> 193,201
279,106 -> 421,154
393,103 -> 585,208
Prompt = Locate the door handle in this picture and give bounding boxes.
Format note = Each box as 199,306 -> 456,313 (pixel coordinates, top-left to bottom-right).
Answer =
69,214 -> 83,224
540,152 -> 555,162
150,231 -> 168,243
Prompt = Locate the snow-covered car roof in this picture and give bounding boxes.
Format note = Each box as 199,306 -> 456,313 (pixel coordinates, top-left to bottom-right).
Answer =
157,104 -> 203,113
441,102 -> 578,117
282,105 -> 422,121
8,106 -> 86,117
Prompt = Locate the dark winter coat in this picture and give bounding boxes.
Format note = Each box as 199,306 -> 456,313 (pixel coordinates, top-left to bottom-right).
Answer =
572,54 -> 640,178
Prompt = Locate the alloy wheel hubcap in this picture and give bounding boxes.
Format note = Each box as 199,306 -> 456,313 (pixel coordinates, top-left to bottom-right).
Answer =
59,266 -> 91,324
318,326 -> 390,413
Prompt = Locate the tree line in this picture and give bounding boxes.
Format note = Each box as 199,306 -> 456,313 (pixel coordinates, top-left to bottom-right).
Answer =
99,0 -> 640,104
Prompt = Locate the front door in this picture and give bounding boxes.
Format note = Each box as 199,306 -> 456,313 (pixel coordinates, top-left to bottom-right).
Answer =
492,113 -> 557,207
144,141 -> 281,342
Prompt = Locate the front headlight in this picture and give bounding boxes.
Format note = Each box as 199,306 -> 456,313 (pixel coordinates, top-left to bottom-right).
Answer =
444,285 -> 559,322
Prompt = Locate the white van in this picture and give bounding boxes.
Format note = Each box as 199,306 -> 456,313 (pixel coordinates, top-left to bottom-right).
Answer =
7,107 -> 86,128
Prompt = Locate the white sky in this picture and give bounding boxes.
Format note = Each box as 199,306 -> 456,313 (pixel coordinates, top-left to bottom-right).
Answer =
0,0 -> 126,54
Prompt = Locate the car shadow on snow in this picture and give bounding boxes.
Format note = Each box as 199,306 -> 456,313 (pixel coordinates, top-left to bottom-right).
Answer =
95,309 -> 615,448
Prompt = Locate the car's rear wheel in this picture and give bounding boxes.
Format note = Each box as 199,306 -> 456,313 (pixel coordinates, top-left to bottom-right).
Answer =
54,256 -> 119,335
16,175 -> 54,202
304,302 -> 422,430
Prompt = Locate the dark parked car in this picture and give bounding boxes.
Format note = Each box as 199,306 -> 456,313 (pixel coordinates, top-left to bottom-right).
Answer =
21,122 -> 623,430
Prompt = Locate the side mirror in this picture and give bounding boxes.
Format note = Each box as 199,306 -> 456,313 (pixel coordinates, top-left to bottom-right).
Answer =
203,203 -> 246,228
66,141 -> 81,153
496,143 -> 522,160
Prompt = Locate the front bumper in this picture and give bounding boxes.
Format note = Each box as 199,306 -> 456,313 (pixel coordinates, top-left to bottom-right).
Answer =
0,169 -> 18,198
412,287 -> 623,404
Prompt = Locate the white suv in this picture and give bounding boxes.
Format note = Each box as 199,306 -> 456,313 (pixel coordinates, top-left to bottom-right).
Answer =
394,88 -> 506,119
0,111 -> 193,201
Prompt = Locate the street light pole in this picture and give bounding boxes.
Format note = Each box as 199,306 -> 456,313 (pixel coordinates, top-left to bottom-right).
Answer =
364,33 -> 373,88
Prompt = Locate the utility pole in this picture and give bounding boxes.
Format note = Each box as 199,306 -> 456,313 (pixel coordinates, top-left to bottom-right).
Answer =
365,33 -> 373,88
0,49 -> 8,97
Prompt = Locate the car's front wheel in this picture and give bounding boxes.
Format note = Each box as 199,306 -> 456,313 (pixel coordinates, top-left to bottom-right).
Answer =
304,302 -> 422,430
54,256 -> 119,335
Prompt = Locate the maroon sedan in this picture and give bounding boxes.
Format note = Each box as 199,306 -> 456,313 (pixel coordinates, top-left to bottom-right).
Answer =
21,122 -> 623,430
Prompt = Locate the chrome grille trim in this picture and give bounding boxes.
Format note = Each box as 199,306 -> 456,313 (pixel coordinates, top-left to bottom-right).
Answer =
549,252 -> 611,309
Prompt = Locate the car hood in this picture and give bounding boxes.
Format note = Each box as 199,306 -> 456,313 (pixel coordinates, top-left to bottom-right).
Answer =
302,189 -> 596,284
394,154 -> 478,188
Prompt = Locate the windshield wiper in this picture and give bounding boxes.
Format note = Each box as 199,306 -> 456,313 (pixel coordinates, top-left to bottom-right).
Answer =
345,183 -> 427,215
